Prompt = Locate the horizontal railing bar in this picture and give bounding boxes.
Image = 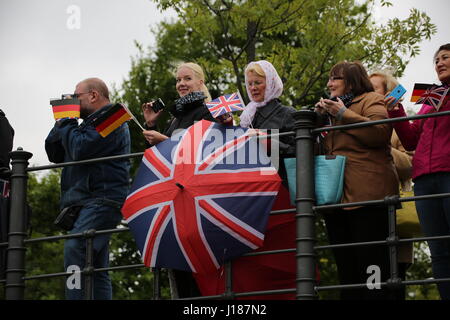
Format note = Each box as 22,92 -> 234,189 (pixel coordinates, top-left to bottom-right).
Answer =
316,277 -> 450,292
23,264 -> 148,281
23,112 -> 450,175
314,192 -> 450,211
270,208 -> 296,215
24,227 -> 130,244
27,152 -> 144,172
312,110 -> 450,134
93,264 -> 146,273
315,234 -> 450,251
255,111 -> 450,139
180,288 -> 297,300
242,248 -> 295,257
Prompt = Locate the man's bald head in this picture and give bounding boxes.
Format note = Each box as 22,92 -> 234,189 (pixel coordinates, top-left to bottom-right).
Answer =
78,78 -> 110,100
75,78 -> 111,118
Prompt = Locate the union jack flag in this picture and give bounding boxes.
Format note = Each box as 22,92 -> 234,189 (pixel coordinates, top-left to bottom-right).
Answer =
1,179 -> 9,198
206,93 -> 245,118
121,120 -> 280,273
416,85 -> 450,111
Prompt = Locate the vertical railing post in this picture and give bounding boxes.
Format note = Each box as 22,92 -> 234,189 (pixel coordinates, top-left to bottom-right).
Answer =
5,147 -> 32,300
223,262 -> 234,299
83,229 -> 96,300
293,110 -> 317,300
153,268 -> 161,300
385,196 -> 402,292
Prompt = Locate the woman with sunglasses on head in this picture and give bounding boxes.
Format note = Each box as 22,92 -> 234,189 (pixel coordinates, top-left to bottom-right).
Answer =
315,61 -> 399,300
387,44 -> 450,300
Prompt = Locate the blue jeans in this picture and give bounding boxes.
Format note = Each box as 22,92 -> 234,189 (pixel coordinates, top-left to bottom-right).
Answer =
414,172 -> 450,300
64,202 -> 122,300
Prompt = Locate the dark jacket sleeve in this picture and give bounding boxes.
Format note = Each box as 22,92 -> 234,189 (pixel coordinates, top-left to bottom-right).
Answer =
0,112 -> 14,169
46,118 -> 129,162
45,121 -> 67,164
277,106 -> 296,156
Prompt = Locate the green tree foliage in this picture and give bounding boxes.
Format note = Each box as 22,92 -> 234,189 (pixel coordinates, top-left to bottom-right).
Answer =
25,169 -> 65,299
151,0 -> 436,107
114,0 -> 435,161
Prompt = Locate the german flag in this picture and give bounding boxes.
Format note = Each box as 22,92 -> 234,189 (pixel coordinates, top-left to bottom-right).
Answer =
50,98 -> 80,120
93,103 -> 131,138
411,83 -> 434,102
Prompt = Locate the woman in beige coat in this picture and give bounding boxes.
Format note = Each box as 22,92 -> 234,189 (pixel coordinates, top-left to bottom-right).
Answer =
315,61 -> 399,300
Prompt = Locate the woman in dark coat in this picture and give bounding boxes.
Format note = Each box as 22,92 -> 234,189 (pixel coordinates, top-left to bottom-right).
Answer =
141,62 -> 220,145
195,60 -> 298,299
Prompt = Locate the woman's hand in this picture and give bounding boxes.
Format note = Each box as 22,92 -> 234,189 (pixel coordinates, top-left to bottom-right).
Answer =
383,94 -> 400,111
142,130 -> 168,145
246,128 -> 262,137
142,102 -> 163,127
315,97 -> 345,117
216,112 -> 233,126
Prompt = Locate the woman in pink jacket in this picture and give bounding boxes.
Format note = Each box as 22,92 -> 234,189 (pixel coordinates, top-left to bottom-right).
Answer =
388,43 -> 450,299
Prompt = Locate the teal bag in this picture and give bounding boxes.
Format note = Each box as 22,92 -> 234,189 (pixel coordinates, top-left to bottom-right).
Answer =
284,155 -> 346,206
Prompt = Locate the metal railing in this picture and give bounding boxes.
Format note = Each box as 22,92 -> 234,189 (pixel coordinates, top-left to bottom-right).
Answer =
1,109 -> 450,300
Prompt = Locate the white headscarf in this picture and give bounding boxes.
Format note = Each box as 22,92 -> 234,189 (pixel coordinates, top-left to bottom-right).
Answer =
239,60 -> 283,128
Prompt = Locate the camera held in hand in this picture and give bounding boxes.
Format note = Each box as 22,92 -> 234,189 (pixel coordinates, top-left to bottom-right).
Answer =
151,98 -> 165,113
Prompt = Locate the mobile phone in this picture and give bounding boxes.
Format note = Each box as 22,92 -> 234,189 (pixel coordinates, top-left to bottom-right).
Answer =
386,84 -> 406,105
151,98 -> 165,113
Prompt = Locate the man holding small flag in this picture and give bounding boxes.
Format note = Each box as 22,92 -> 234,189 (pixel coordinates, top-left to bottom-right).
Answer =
45,77 -> 131,300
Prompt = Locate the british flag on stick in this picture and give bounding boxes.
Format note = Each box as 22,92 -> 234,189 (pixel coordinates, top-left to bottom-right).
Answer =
206,93 -> 245,118
121,120 -> 281,273
415,85 -> 450,111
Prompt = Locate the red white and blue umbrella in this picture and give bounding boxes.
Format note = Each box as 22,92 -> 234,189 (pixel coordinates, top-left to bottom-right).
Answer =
121,120 -> 281,274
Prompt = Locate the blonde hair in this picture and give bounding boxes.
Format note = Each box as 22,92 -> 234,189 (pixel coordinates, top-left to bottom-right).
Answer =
176,62 -> 212,101
369,70 -> 399,94
246,63 -> 266,78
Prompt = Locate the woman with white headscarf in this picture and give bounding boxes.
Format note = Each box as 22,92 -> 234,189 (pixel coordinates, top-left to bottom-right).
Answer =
194,60 -> 299,299
240,60 -> 296,156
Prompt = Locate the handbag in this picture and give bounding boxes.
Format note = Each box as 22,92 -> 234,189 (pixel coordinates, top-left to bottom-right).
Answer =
284,155 -> 346,206
54,205 -> 83,231
396,190 -> 422,238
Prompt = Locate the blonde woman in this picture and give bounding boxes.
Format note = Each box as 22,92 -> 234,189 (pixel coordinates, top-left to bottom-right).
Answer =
140,62 -> 230,298
370,70 -> 419,300
370,71 -> 414,191
142,62 -> 230,145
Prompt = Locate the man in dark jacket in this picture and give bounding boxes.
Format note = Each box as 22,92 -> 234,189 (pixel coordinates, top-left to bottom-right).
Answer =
0,109 -> 14,280
45,78 -> 130,300
0,109 -> 14,173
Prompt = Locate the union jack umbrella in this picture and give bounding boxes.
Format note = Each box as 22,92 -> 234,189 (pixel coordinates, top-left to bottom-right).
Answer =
415,85 -> 450,111
206,93 -> 245,118
121,120 -> 281,274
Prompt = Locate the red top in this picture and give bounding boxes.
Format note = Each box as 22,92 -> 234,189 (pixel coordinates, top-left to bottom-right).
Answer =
388,98 -> 450,180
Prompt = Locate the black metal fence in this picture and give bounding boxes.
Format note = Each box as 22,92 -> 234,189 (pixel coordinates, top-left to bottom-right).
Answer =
1,109 -> 450,300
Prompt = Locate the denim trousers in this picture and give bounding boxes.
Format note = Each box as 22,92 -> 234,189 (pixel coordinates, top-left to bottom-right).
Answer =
64,202 -> 122,300
414,172 -> 450,300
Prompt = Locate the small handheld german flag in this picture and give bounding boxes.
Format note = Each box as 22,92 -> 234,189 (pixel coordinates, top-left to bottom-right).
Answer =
92,103 -> 132,138
410,83 -> 434,103
50,98 -> 80,120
